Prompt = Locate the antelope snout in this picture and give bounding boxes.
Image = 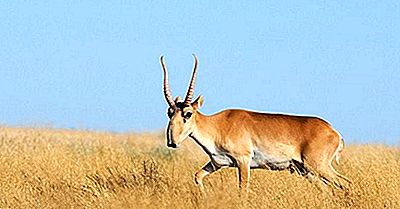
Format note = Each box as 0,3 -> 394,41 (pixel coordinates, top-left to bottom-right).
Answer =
167,142 -> 177,148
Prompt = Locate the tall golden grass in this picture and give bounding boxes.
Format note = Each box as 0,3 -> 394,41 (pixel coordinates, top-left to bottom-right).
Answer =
0,126 -> 398,208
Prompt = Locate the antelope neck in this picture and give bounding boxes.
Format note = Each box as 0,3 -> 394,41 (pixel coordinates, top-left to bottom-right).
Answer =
189,112 -> 218,156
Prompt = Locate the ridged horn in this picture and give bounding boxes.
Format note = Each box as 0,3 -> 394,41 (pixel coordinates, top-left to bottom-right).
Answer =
160,56 -> 176,108
184,54 -> 198,106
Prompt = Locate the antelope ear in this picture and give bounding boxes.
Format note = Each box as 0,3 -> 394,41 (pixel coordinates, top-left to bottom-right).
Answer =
192,95 -> 203,110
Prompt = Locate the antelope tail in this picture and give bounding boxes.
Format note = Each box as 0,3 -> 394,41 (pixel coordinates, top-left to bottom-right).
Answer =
335,138 -> 345,164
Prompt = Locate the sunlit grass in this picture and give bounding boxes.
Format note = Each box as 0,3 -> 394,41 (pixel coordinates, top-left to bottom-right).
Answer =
0,126 -> 398,208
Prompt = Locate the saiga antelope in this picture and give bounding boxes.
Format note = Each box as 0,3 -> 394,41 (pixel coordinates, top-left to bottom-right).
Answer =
160,54 -> 351,191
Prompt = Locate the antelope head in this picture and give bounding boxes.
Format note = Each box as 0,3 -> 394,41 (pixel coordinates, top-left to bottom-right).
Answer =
161,54 -> 203,148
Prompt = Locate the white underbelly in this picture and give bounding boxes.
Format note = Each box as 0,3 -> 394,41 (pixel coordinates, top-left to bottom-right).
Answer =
209,149 -> 292,170
250,150 -> 292,170
210,153 -> 235,167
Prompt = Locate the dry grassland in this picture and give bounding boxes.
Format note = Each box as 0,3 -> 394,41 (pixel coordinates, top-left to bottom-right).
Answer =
0,126 -> 399,208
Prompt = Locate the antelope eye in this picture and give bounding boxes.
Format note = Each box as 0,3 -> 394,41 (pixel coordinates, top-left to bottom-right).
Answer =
183,111 -> 193,119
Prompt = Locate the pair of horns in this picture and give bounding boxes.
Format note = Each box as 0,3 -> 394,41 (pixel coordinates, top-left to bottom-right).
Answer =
161,54 -> 198,108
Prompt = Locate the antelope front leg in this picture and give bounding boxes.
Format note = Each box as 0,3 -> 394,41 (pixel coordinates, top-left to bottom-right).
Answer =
237,156 -> 251,191
194,161 -> 219,191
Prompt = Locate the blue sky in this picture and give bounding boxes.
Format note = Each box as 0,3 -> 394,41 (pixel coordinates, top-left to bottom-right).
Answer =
0,1 -> 399,144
